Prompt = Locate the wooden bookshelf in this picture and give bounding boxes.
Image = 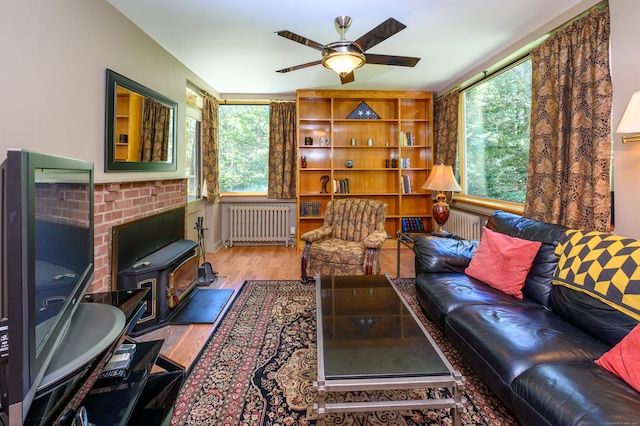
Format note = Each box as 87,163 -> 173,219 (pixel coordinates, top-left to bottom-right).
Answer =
296,90 -> 434,246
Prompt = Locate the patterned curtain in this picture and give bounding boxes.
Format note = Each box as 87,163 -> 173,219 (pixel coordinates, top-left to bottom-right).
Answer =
268,101 -> 297,199
524,5 -> 611,232
202,95 -> 220,202
139,99 -> 171,162
433,90 -> 459,169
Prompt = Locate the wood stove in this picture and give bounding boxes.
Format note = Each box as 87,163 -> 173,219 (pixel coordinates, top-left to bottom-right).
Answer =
112,208 -> 199,334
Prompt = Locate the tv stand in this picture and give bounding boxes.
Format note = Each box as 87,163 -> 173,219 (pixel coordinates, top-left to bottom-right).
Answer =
25,289 -> 185,426
38,303 -> 126,392
81,340 -> 184,424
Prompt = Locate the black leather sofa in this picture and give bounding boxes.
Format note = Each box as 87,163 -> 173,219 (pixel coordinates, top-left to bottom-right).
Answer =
413,211 -> 640,426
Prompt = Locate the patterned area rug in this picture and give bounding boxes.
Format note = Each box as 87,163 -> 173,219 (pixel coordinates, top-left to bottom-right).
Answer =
171,279 -> 519,425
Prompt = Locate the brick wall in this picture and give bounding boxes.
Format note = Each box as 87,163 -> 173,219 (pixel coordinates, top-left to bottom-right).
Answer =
91,179 -> 187,293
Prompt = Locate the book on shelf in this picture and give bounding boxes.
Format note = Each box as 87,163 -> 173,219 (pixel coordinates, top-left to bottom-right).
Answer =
300,201 -> 321,217
333,178 -> 350,194
400,158 -> 411,168
399,131 -> 416,146
401,174 -> 412,193
401,217 -> 425,232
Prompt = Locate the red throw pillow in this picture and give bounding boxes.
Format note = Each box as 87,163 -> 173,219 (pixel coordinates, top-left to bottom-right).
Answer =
595,323 -> 640,392
465,227 -> 542,299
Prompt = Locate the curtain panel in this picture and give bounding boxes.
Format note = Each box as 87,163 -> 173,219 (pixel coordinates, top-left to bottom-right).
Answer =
524,5 -> 611,232
433,90 -> 460,170
140,99 -> 171,162
202,95 -> 220,202
268,101 -> 297,199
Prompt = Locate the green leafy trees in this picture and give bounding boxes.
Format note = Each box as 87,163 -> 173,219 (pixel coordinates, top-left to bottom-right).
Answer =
218,105 -> 270,192
463,60 -> 532,203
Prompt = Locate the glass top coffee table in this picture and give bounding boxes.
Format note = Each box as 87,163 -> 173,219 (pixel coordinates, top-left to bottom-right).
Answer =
314,274 -> 465,425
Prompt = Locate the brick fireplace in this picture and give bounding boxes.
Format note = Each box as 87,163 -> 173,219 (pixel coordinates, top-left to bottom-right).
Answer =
91,179 -> 187,294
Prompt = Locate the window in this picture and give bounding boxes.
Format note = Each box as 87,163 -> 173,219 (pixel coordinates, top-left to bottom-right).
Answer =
218,104 -> 270,193
186,86 -> 203,201
462,58 -> 532,204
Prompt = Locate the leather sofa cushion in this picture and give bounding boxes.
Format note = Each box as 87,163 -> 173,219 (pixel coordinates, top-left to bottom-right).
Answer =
413,236 -> 478,274
465,227 -> 542,299
444,304 -> 611,406
486,211 -> 569,307
415,272 -> 538,330
549,285 -> 639,346
511,363 -> 640,426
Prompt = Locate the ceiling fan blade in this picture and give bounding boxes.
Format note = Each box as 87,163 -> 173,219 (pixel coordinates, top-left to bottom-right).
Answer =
365,54 -> 421,67
276,60 -> 323,73
275,30 -> 326,52
354,18 -> 406,52
340,71 -> 355,84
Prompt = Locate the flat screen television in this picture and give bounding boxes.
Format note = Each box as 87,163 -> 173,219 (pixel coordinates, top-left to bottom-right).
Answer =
0,149 -> 98,424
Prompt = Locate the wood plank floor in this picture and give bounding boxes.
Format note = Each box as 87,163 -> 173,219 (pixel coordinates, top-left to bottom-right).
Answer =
135,243 -> 416,371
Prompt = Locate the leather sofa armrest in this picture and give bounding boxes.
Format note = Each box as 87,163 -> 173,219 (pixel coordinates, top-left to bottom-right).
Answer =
301,225 -> 332,243
363,230 -> 388,249
413,236 -> 479,274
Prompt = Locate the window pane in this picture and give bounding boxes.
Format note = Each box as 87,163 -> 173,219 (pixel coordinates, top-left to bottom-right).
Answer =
219,104 -> 269,192
463,59 -> 532,203
186,116 -> 201,201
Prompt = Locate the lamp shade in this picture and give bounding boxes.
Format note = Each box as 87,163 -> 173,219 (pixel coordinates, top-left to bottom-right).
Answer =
617,91 -> 640,134
422,164 -> 462,192
322,42 -> 365,76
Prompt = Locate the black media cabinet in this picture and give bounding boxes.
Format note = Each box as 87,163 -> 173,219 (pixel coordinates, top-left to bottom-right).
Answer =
25,289 -> 185,426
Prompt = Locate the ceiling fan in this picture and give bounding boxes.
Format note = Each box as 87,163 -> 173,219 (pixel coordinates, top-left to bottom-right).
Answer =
275,16 -> 421,84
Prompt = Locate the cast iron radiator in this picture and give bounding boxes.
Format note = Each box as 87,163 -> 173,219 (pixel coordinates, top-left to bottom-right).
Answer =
447,209 -> 483,240
227,205 -> 291,247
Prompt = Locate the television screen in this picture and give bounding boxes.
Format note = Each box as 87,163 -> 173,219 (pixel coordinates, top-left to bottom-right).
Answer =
1,149 -> 95,424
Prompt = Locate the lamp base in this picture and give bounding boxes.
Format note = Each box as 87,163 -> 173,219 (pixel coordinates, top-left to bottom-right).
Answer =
432,193 -> 450,234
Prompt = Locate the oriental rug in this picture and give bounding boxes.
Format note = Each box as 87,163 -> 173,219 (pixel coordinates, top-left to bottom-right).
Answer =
171,279 -> 519,425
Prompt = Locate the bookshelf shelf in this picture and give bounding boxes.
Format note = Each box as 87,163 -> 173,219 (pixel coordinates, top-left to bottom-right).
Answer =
296,90 -> 434,244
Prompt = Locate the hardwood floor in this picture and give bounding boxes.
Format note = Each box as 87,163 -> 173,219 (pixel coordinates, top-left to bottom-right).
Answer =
135,243 -> 417,371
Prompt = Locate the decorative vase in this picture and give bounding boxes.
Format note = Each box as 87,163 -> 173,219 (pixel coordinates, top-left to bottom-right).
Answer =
301,156 -> 307,168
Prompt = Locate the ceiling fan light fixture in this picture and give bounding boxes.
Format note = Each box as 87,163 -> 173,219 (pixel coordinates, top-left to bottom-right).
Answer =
322,42 -> 365,77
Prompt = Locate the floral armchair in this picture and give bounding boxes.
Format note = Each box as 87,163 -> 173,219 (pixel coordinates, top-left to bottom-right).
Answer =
300,198 -> 388,282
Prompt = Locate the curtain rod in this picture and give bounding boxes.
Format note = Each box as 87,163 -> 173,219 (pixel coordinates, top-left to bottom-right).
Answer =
436,0 -> 608,100
221,99 -> 295,105
187,81 -> 208,97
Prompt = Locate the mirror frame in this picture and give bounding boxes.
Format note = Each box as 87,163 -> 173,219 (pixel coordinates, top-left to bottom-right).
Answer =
105,69 -> 178,172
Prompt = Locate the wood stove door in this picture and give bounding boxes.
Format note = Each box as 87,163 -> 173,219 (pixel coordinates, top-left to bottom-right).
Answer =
168,254 -> 199,308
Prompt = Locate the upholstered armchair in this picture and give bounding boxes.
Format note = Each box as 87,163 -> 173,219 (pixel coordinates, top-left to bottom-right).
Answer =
300,198 -> 388,282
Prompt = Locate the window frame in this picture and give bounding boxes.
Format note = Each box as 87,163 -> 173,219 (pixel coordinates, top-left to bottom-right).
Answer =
185,85 -> 204,202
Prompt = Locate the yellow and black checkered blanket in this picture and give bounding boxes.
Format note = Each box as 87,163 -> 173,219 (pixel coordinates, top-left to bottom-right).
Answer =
553,230 -> 640,321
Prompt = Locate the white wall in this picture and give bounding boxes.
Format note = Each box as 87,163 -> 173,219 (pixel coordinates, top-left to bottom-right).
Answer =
0,0 -> 222,246
0,0 -> 218,183
610,0 -> 640,238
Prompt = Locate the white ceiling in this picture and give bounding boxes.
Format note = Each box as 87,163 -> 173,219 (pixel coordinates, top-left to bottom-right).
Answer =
106,0 -> 587,97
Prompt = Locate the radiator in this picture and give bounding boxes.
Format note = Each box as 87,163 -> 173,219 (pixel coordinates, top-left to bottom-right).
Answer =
228,205 -> 291,247
447,209 -> 483,240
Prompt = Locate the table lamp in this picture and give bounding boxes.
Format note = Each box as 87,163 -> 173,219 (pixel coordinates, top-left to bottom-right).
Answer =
617,91 -> 640,143
422,164 -> 462,234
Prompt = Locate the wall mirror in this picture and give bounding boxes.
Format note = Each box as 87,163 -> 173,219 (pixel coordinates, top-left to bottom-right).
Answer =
105,69 -> 178,172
